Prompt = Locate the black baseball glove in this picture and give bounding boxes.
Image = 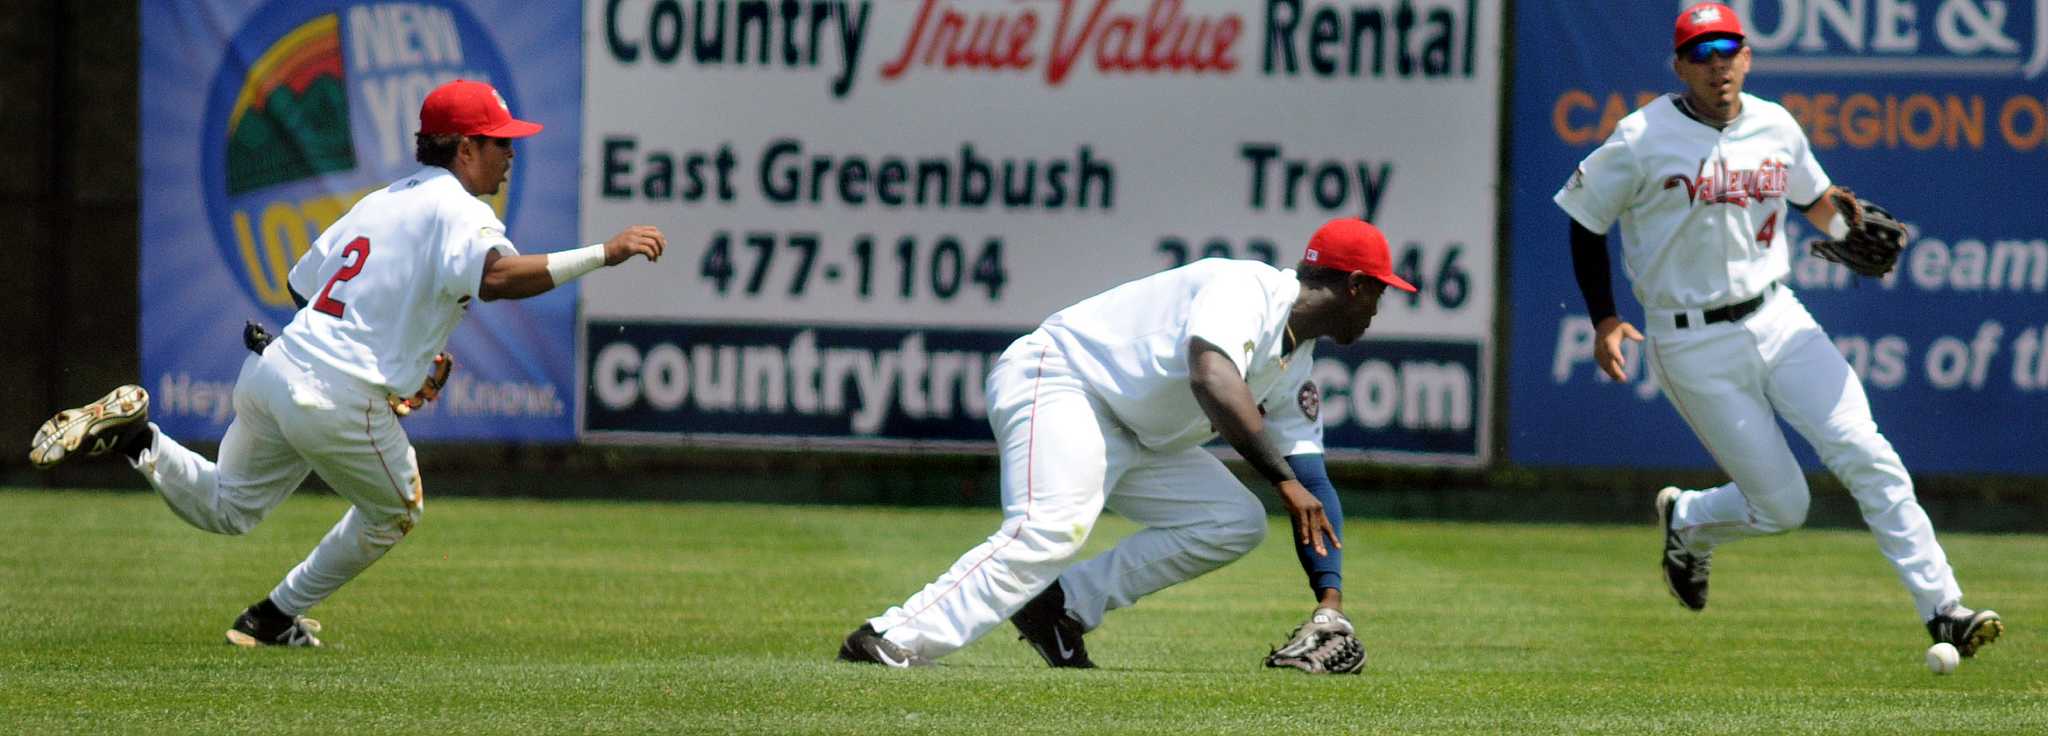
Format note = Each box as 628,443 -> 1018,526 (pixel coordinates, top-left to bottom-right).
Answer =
1808,188 -> 1907,278
244,320 -> 274,354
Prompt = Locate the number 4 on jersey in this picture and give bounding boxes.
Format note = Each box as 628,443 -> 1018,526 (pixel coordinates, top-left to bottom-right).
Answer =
1756,212 -> 1777,246
313,237 -> 371,318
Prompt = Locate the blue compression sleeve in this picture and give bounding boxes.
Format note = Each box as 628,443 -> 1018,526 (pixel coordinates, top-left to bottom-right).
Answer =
1286,453 -> 1343,594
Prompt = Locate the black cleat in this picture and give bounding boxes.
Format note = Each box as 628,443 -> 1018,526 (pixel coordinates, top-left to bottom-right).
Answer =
837,623 -> 930,668
1658,487 -> 1710,611
1012,582 -> 1095,669
1927,606 -> 2003,658
225,603 -> 322,648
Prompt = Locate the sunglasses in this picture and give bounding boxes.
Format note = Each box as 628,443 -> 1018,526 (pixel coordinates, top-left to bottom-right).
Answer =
1682,37 -> 1744,63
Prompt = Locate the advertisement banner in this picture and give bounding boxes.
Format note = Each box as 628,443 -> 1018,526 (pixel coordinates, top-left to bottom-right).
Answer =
140,0 -> 581,441
1508,1 -> 2048,473
580,0 -> 1504,464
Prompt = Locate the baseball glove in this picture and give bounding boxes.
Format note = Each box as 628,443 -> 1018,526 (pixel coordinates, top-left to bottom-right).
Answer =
388,352 -> 454,417
244,320 -> 274,355
1264,608 -> 1366,674
1808,188 -> 1907,278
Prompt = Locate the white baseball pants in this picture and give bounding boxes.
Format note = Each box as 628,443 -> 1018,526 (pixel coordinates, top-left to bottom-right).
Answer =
869,331 -> 1268,658
1648,287 -> 1961,619
133,345 -> 424,616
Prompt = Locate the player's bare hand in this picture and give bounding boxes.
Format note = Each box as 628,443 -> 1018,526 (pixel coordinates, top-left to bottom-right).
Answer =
1277,480 -> 1341,557
604,225 -> 666,265
1595,316 -> 1645,382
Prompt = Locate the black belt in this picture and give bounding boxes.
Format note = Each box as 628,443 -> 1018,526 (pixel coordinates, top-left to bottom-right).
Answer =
1675,284 -> 1772,329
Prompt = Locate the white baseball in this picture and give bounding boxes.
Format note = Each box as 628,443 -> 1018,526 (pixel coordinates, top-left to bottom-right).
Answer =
1925,642 -> 1959,674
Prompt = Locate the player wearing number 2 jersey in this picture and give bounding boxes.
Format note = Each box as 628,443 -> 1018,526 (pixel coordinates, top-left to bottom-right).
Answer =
28,80 -> 665,647
1557,4 -> 2000,659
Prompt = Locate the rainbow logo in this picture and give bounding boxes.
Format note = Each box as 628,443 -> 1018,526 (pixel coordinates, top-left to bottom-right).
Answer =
201,1 -> 521,314
223,13 -> 355,195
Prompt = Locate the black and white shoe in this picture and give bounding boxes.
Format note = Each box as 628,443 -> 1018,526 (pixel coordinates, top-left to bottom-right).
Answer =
28,385 -> 150,468
225,603 -> 323,648
1011,582 -> 1095,669
1927,606 -> 2003,658
1657,487 -> 1710,611
837,623 -> 930,668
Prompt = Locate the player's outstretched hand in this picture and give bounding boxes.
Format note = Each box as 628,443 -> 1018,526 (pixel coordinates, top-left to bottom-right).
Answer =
603,225 -> 666,266
1277,479 -> 1341,557
1595,316 -> 1644,382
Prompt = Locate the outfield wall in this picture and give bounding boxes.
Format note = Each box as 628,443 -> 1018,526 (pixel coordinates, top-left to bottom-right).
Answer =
97,0 -> 2048,476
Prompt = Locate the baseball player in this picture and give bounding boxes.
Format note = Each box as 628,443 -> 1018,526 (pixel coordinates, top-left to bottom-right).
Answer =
838,218 -> 1413,672
1555,4 -> 2001,659
28,79 -> 666,647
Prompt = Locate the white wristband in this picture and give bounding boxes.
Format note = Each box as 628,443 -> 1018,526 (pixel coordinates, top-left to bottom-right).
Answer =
1826,212 -> 1849,239
545,243 -> 606,286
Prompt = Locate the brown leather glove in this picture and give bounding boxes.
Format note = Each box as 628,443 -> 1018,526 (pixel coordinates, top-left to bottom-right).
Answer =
388,352 -> 453,418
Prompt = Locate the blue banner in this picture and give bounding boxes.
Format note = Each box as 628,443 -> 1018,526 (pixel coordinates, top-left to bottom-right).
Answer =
587,320 -> 1483,464
141,0 -> 581,441
1508,1 -> 2048,473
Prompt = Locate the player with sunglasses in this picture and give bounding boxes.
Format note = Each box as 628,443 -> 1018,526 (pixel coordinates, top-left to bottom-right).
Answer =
1552,3 -> 2003,662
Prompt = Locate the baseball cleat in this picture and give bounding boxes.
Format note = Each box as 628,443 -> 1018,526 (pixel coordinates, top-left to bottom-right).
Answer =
1011,582 -> 1095,669
29,385 -> 150,468
1927,606 -> 2002,658
1657,487 -> 1711,611
836,623 -> 930,668
225,605 -> 323,648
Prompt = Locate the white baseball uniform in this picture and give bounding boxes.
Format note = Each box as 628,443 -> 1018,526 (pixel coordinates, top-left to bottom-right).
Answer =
1555,93 -> 1961,619
136,166 -> 514,615
868,259 -> 1323,658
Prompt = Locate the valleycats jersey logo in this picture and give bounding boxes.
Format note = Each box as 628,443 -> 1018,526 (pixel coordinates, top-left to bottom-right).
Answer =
200,0 -> 521,318
1662,158 -> 1789,207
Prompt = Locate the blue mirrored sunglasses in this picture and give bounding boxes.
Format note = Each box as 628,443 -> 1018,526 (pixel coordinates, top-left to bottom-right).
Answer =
1682,37 -> 1743,63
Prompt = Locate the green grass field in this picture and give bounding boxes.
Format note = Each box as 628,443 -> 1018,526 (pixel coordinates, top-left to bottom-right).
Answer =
1,488 -> 2041,734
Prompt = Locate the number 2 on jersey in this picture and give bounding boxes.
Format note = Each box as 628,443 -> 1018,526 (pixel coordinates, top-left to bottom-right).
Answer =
312,237 -> 370,318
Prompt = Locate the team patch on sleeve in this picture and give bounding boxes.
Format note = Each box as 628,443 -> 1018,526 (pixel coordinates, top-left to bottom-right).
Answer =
1297,381 -> 1320,421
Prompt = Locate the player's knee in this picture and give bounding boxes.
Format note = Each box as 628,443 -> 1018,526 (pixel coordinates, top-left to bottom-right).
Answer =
211,506 -> 269,536
1752,492 -> 1810,533
1019,517 -> 1093,562
366,514 -> 414,548
1205,498 -> 1270,557
1217,516 -> 1268,557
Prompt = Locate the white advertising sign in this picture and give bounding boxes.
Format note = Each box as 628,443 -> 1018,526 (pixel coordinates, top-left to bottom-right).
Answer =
581,0 -> 1502,464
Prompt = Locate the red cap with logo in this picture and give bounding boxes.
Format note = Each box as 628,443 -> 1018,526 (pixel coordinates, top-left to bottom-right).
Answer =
418,79 -> 543,138
1302,218 -> 1417,293
1674,3 -> 1744,50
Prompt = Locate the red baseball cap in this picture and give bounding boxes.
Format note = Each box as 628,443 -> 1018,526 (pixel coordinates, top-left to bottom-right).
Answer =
419,79 -> 543,138
1302,218 -> 1417,293
1674,3 -> 1744,50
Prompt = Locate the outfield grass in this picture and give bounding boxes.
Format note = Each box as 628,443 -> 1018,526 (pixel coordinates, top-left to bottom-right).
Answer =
0,488 -> 2041,734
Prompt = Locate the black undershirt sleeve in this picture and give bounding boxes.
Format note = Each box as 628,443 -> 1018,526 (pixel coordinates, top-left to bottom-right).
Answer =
1569,220 -> 1618,325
